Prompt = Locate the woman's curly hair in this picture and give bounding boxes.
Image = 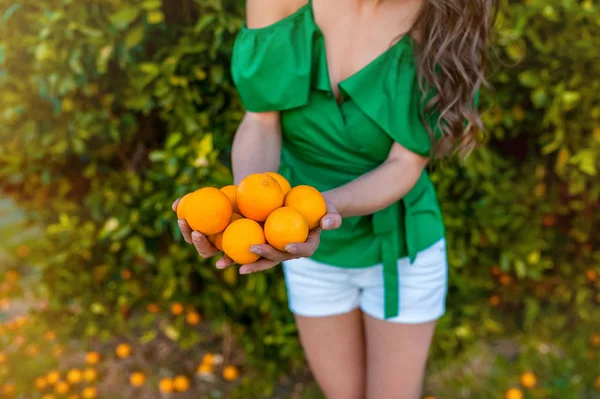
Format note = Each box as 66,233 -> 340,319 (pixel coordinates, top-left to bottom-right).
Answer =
414,0 -> 497,158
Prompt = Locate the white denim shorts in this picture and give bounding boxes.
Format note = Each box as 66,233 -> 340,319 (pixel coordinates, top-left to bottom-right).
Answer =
282,239 -> 448,323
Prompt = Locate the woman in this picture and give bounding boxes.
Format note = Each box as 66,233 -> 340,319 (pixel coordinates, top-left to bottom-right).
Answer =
174,0 -> 494,397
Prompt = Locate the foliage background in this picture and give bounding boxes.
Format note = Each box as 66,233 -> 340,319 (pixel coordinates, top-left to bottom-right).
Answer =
0,0 -> 599,398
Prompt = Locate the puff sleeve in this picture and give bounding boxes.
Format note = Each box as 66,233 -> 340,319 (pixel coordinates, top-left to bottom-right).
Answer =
231,8 -> 314,112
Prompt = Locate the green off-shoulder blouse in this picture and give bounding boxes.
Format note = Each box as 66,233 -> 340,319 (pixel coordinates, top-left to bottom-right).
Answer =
231,2 -> 452,319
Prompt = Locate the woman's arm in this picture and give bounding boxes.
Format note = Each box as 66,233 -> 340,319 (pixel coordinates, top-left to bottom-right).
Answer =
221,112 -> 343,273
235,143 -> 424,274
232,112 -> 282,184
323,142 -> 429,219
173,111 -> 282,259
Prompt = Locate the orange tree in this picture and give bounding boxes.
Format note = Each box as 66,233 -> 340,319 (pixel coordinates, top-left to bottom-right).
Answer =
0,0 -> 599,397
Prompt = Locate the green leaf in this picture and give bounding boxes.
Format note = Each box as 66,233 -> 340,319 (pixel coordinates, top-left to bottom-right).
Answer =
518,70 -> 541,88
125,24 -> 145,49
34,43 -> 52,61
96,45 -> 113,74
562,91 -> 581,110
166,132 -> 182,149
148,151 -> 166,162
163,323 -> 180,341
2,3 -> 21,23
91,302 -> 108,315
139,62 -> 160,76
523,298 -> 540,331
140,330 -> 157,344
570,149 -> 597,176
78,25 -> 103,38
142,0 -> 162,10
531,88 -> 547,108
210,64 -> 224,84
146,10 -> 164,24
194,15 -> 216,33
109,6 -> 140,29
514,258 -> 526,278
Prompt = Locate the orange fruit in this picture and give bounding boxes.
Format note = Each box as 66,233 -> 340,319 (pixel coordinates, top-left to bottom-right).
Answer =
284,185 -> 327,229
197,363 -> 213,375
129,372 -> 146,387
41,395 -> 56,399
146,303 -> 160,313
159,378 -> 173,393
201,353 -> 215,365
185,187 -> 233,235
264,207 -> 309,251
222,219 -> 266,264
266,172 -> 291,196
67,369 -> 83,384
85,352 -> 101,365
47,371 -> 61,385
222,365 -> 239,381
176,193 -> 191,220
236,173 -> 284,222
220,185 -> 239,213
25,343 -> 40,357
55,380 -> 70,394
186,311 -> 201,325
17,244 -> 31,258
170,302 -> 184,316
35,377 -> 48,390
2,384 -> 16,395
115,343 -> 132,358
505,388 -> 523,399
81,387 -> 97,399
209,213 -> 243,251
488,295 -> 501,307
68,395 -> 81,399
499,274 -> 512,285
520,372 -> 537,388
82,369 -> 97,383
5,270 -> 19,281
173,375 -> 190,392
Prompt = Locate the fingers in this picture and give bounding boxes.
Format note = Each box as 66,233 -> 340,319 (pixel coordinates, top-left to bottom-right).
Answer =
177,219 -> 193,244
177,218 -> 220,260
239,258 -> 280,274
216,255 -> 235,269
191,231 -> 220,258
285,228 -> 321,257
172,198 -> 181,212
249,244 -> 289,263
321,213 -> 342,230
321,202 -> 342,230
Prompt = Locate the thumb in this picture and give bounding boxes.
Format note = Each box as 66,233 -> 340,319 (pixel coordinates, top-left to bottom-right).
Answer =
320,202 -> 342,230
172,198 -> 181,212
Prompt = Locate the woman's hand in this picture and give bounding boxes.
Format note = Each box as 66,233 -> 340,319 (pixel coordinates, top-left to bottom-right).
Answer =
218,202 -> 342,274
172,197 -> 235,265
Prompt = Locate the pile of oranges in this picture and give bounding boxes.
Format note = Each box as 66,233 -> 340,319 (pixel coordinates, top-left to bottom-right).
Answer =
176,172 -> 327,265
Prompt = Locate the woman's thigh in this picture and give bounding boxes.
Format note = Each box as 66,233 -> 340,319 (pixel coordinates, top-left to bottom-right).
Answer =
295,310 -> 366,399
363,314 -> 437,399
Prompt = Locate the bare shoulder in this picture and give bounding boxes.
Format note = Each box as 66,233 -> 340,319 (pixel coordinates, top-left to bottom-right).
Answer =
245,0 -> 308,29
